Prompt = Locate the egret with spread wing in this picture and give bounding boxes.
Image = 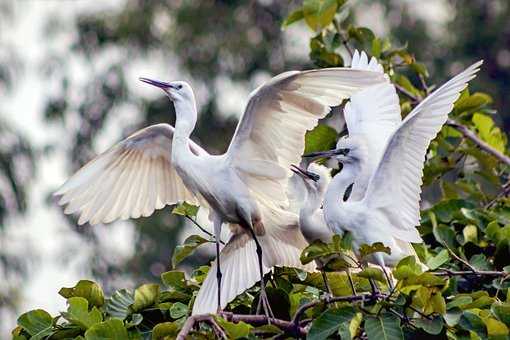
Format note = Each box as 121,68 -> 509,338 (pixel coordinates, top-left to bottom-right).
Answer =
54,68 -> 386,315
308,60 -> 482,287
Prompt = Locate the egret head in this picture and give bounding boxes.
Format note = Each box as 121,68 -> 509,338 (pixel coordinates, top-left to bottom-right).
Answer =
303,136 -> 365,166
139,78 -> 194,103
291,163 -> 331,194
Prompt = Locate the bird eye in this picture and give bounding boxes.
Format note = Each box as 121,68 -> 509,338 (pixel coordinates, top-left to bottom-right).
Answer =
177,85 -> 183,90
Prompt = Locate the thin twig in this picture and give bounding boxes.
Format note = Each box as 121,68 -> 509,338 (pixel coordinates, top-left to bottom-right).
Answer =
291,292 -> 387,328
185,216 -> 225,245
446,119 -> 510,167
485,179 -> 510,209
177,314 -> 228,340
220,312 -> 307,337
395,84 -> 421,103
433,269 -> 507,277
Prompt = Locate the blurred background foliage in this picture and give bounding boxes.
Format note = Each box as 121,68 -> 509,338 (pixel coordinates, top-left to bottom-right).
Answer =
1,0 -> 510,337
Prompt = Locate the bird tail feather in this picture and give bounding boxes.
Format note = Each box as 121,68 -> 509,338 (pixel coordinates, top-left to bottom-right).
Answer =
192,224 -> 315,315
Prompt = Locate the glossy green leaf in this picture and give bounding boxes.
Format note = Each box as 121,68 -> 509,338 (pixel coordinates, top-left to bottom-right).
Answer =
303,0 -> 338,31
492,302 -> 510,326
171,201 -> 199,217
169,302 -> 188,319
132,284 -> 159,312
215,317 -> 253,339
426,249 -> 449,270
17,309 -> 53,340
59,280 -> 105,308
151,322 -> 180,340
307,306 -> 355,340
104,289 -> 134,320
62,297 -> 102,330
84,319 -> 128,340
415,316 -> 443,335
304,124 -> 338,154
359,242 -> 391,259
364,314 -> 403,340
172,234 -> 209,267
357,267 -> 385,282
282,9 -> 304,28
472,113 -> 507,153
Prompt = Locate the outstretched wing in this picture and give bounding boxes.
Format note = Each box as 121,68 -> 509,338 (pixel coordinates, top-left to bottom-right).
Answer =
362,61 -> 482,242
55,123 -> 207,225
226,67 -> 387,209
344,50 -> 401,151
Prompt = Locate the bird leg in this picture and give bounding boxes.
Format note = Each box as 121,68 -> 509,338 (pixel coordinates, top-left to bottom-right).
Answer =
248,228 -> 274,319
380,265 -> 394,291
321,270 -> 332,296
213,217 -> 223,312
346,268 -> 357,296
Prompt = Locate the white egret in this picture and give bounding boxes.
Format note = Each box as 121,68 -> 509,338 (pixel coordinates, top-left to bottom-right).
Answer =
307,60 -> 482,287
290,163 -> 332,243
54,67 -> 386,315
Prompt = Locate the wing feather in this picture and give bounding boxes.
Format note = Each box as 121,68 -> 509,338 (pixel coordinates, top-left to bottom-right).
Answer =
55,123 -> 208,225
226,67 -> 387,209
362,61 -> 482,241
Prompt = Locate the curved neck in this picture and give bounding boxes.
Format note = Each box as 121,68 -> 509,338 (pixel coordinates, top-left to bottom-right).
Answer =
302,185 -> 323,215
172,99 -> 198,163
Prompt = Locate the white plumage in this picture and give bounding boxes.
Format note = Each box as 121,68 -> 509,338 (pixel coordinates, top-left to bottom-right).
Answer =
317,60 -> 482,274
54,67 -> 386,315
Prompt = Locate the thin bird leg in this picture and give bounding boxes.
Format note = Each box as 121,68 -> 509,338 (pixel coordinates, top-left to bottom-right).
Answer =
213,218 -> 223,312
346,268 -> 357,296
247,227 -> 275,319
321,270 -> 332,296
380,265 -> 394,291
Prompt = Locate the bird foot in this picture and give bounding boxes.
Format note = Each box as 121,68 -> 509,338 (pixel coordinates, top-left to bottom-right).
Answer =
256,289 -> 275,320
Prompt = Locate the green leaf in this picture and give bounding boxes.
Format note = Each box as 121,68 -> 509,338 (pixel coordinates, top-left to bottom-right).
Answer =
215,317 -> 253,339
125,314 -> 143,328
169,302 -> 188,319
484,318 -> 509,338
394,256 -> 424,280
492,302 -> 510,326
62,297 -> 102,330
447,296 -> 473,310
307,306 -> 355,340
415,316 -> 443,335
357,267 -> 385,282
426,249 -> 449,270
454,92 -> 492,114
303,0 -> 338,31
132,284 -> 160,312
84,319 -> 129,340
433,224 -> 456,249
104,289 -> 134,320
472,113 -> 507,153
304,124 -> 338,154
282,9 -> 304,28
459,311 -> 487,338
300,240 -> 332,264
364,314 -> 404,340
161,271 -> 186,289
359,242 -> 391,259
59,280 -> 105,308
172,234 -> 209,268
17,309 -> 53,340
462,224 -> 478,245
151,322 -> 180,340
171,201 -> 199,217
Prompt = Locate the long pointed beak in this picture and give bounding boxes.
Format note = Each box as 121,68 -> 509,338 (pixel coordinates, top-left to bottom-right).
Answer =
290,164 -> 320,182
303,148 -> 349,160
139,77 -> 174,89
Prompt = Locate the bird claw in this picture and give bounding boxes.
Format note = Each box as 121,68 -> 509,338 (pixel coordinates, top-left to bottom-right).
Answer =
257,289 -> 275,320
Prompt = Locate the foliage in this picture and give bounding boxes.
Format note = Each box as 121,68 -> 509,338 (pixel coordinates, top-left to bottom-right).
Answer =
12,1 -> 510,339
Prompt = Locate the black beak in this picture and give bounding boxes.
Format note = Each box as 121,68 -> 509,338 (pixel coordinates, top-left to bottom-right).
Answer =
290,164 -> 320,182
303,148 -> 350,160
139,77 -> 175,90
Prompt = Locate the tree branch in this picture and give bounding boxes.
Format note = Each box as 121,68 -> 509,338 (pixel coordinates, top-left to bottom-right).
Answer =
177,314 -> 228,340
434,269 -> 507,277
446,119 -> 510,166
